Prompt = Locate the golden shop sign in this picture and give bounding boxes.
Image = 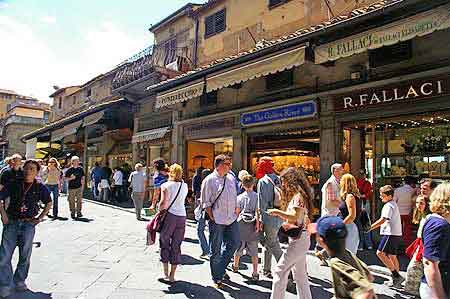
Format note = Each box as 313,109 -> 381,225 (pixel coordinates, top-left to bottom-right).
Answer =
155,81 -> 204,109
315,4 -> 450,64
334,76 -> 450,112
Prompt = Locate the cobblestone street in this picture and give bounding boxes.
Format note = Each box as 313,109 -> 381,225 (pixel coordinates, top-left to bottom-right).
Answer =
0,197 -> 410,299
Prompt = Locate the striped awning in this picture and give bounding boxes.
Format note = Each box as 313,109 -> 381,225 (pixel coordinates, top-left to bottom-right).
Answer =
132,126 -> 171,144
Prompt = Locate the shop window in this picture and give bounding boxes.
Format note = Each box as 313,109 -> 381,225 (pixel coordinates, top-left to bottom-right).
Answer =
369,41 -> 412,68
266,69 -> 294,91
200,91 -> 218,107
205,9 -> 226,38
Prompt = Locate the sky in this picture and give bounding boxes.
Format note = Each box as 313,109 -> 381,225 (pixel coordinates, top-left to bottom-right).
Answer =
0,0 -> 200,104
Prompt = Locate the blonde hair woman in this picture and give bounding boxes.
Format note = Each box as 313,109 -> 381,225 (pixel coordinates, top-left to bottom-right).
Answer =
158,164 -> 188,283
44,157 -> 62,219
420,183 -> 450,299
268,167 -> 313,299
339,174 -> 361,254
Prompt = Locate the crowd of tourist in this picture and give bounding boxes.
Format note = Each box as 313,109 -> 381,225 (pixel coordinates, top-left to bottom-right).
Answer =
0,152 -> 449,299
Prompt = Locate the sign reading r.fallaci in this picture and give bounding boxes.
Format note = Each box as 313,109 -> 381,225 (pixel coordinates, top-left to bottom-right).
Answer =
241,100 -> 317,127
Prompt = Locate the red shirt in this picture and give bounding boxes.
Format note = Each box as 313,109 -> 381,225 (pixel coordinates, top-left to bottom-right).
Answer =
357,178 -> 373,201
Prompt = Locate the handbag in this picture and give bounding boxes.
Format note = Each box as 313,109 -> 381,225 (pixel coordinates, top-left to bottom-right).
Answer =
266,175 -> 282,209
153,182 -> 183,233
204,176 -> 227,221
359,209 -> 372,232
278,222 -> 303,244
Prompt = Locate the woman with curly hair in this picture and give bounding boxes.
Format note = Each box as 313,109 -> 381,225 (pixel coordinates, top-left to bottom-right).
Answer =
420,182 -> 450,299
339,174 -> 362,254
268,167 -> 313,299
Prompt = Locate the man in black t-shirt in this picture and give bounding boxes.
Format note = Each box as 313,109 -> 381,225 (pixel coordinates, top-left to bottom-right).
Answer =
0,159 -> 52,297
65,156 -> 85,219
0,154 -> 24,210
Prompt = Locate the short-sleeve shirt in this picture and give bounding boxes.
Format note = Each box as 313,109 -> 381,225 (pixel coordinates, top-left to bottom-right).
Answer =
65,167 -> 85,189
237,191 -> 258,219
129,171 -> 146,193
161,181 -> 188,217
330,251 -> 374,299
153,172 -> 168,188
380,200 -> 402,236
0,181 -> 51,220
422,214 -> 450,293
113,171 -> 123,186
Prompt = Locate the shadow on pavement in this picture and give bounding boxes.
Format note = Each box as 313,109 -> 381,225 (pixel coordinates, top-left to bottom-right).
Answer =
356,251 -> 409,271
180,254 -> 204,265
164,281 -> 226,298
183,237 -> 199,244
221,280 -> 271,299
310,284 -> 334,299
309,276 -> 332,289
9,290 -> 52,299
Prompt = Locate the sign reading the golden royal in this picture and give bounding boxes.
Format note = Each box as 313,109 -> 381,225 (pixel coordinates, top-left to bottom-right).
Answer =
334,76 -> 450,112
155,81 -> 204,109
315,5 -> 450,64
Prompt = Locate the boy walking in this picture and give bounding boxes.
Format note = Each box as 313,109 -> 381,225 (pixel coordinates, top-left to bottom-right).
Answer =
233,175 -> 260,281
312,216 -> 375,299
369,185 -> 404,288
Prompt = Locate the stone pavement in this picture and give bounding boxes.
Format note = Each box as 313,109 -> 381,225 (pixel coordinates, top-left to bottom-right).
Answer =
0,197 -> 413,299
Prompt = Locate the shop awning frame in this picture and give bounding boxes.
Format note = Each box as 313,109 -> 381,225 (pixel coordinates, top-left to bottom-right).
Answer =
50,120 -> 82,142
132,126 -> 171,144
83,111 -> 104,127
315,3 -> 450,64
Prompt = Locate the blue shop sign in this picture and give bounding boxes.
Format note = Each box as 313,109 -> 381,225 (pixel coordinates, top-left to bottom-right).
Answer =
241,100 -> 317,127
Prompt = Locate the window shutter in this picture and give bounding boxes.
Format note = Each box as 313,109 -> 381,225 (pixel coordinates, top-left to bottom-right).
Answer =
269,0 -> 284,7
205,9 -> 226,38
215,9 -> 226,34
205,14 -> 215,37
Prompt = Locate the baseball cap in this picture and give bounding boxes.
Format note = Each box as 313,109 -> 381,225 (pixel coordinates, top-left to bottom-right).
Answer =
309,216 -> 347,240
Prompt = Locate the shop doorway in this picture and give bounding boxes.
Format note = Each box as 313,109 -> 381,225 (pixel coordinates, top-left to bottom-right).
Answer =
186,137 -> 233,180
247,128 -> 320,214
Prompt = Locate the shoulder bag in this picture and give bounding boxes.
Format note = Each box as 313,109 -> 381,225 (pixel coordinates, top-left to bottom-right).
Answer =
153,182 -> 183,233
204,176 -> 227,221
266,175 -> 282,209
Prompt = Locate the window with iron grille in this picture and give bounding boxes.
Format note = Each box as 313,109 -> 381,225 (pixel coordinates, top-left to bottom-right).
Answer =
265,69 -> 294,91
269,0 -> 288,8
164,38 -> 177,66
200,91 -> 218,107
205,9 -> 226,38
369,41 -> 412,68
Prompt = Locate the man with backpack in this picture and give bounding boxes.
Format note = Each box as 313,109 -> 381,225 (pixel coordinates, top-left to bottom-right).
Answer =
256,156 -> 283,279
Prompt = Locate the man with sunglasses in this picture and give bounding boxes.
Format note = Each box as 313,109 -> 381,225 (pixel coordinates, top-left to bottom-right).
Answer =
200,154 -> 240,288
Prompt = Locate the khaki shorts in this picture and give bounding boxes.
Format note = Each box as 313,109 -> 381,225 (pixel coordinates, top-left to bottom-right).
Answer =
235,240 -> 258,257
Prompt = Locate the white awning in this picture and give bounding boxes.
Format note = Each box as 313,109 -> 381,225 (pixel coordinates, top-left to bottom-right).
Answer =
51,120 -> 82,142
25,138 -> 37,159
206,46 -> 306,92
132,126 -> 171,144
315,4 -> 450,64
83,111 -> 104,127
155,81 -> 204,109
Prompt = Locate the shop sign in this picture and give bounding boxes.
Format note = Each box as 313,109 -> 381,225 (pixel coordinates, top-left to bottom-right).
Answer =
155,81 -> 204,109
315,4 -> 450,64
241,101 -> 317,127
334,76 -> 450,112
184,118 -> 234,139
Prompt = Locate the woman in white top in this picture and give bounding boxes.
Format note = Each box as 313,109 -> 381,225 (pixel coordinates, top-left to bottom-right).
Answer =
158,163 -> 188,283
268,167 -> 313,299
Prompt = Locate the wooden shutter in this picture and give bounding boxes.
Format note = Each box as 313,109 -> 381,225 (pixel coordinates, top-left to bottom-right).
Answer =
205,9 -> 226,38
205,14 -> 215,37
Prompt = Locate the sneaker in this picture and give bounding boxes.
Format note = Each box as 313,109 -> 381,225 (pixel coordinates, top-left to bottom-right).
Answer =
262,270 -> 273,279
213,280 -> 223,289
223,273 -> 230,281
71,212 -> 76,219
199,254 -> 209,260
367,246 -> 373,250
15,282 -> 28,292
77,212 -> 83,218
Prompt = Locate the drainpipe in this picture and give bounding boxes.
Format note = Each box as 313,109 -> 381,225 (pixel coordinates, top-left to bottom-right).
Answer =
193,16 -> 200,68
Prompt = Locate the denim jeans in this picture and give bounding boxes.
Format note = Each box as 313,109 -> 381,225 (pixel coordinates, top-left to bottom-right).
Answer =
197,217 -> 209,255
0,221 -> 36,293
92,180 -> 99,198
209,221 -> 240,282
46,184 -> 59,217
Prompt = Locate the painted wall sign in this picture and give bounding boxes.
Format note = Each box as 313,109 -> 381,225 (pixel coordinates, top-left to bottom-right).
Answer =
315,4 -> 450,64
334,76 -> 450,112
155,81 -> 204,109
241,100 -> 317,127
